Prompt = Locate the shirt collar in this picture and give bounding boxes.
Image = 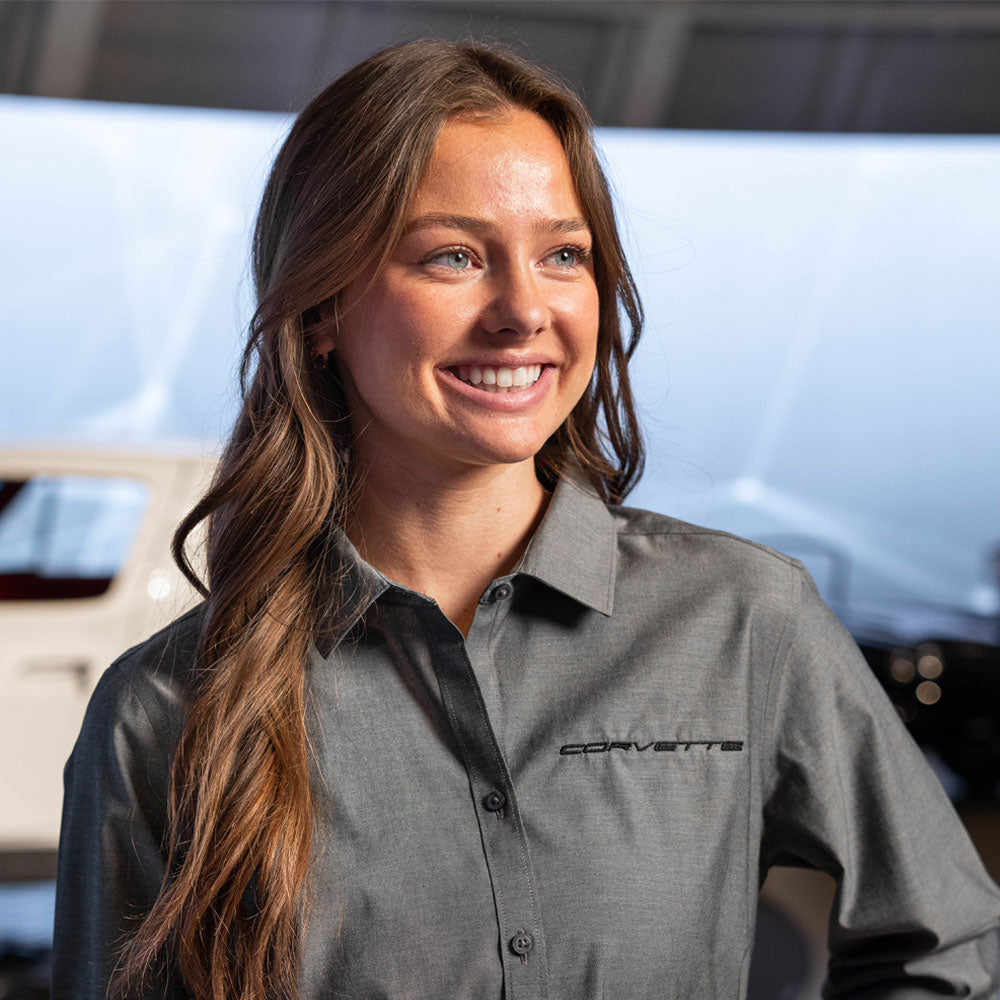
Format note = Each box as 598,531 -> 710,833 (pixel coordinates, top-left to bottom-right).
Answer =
314,528 -> 390,656
318,472 -> 618,654
516,473 -> 617,617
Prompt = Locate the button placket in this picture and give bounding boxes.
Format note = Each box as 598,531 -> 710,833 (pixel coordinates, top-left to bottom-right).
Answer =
425,617 -> 549,998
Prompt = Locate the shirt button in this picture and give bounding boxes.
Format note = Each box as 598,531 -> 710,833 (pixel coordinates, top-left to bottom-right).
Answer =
510,931 -> 533,957
483,790 -> 506,812
492,582 -> 513,602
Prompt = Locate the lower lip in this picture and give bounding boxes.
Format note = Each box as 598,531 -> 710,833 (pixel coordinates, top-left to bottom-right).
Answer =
439,365 -> 555,410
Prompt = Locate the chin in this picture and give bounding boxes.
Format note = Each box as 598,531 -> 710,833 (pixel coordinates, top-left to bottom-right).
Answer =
457,437 -> 549,469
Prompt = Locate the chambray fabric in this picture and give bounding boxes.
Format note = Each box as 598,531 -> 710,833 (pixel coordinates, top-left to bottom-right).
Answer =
53,476 -> 1000,999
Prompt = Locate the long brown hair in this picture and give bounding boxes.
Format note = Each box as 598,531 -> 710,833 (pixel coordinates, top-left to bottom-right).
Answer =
115,39 -> 645,1000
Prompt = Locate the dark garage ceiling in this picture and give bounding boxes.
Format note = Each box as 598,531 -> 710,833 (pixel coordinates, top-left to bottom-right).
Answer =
2,0 -> 1000,132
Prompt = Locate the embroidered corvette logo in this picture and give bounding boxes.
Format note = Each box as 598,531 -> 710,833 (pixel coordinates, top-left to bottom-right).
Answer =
558,740 -> 744,755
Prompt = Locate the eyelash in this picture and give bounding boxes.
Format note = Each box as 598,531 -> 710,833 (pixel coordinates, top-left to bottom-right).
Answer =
548,244 -> 592,267
423,244 -> 592,269
424,247 -> 477,269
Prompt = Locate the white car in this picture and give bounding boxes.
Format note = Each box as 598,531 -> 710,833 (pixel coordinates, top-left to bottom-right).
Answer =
0,446 -> 213,858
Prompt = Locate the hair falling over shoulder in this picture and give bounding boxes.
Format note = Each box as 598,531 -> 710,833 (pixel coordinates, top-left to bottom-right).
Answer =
112,39 -> 645,999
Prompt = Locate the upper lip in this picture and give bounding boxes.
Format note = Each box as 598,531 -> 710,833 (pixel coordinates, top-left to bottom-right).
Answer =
442,354 -> 554,368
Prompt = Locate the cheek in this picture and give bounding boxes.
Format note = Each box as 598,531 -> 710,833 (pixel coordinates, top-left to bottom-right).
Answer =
339,301 -> 447,419
371,283 -> 471,359
563,293 -> 600,410
562,285 -> 600,365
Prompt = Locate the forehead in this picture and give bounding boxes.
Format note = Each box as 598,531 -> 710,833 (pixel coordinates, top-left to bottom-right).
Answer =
408,110 -> 585,222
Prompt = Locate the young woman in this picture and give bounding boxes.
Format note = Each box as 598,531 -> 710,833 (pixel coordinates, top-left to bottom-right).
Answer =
53,40 -> 1000,1000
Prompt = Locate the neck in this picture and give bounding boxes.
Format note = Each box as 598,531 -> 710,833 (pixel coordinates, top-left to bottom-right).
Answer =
345,454 -> 550,636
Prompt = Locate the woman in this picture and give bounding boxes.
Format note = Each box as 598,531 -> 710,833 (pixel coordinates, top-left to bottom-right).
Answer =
53,40 -> 999,1000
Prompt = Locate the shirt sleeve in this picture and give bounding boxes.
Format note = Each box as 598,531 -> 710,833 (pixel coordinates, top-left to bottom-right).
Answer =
760,564 -> 1000,999
51,659 -> 187,1000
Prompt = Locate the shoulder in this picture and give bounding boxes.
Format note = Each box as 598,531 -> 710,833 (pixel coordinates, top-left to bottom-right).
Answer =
110,601 -> 206,685
96,602 -> 205,706
608,502 -> 808,602
77,604 -> 205,767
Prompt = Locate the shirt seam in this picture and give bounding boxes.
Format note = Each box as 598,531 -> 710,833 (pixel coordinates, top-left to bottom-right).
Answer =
124,674 -> 172,774
616,523 -> 804,566
485,603 -> 509,758
736,562 -> 798,993
107,603 -> 204,769
602,518 -> 616,613
758,560 -> 802,814
738,697 -> 757,995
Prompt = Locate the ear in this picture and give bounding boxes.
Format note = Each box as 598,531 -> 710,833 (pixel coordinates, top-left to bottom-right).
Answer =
313,329 -> 336,356
304,302 -> 337,355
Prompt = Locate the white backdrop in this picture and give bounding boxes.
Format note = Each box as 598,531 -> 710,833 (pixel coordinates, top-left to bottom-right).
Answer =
2,95 -> 999,646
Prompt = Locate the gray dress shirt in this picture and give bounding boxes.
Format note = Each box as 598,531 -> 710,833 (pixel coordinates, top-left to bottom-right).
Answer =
53,475 -> 1000,998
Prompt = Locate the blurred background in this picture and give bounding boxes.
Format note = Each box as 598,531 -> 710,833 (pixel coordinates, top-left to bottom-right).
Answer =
2,1 -> 999,996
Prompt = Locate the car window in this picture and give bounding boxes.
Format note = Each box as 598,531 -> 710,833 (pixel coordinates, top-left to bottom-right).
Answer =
0,474 -> 149,600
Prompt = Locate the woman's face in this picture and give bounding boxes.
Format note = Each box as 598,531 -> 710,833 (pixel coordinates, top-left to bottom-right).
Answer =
324,109 -> 600,479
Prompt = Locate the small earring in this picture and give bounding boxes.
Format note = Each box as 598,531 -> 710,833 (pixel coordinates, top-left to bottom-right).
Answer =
312,350 -> 329,371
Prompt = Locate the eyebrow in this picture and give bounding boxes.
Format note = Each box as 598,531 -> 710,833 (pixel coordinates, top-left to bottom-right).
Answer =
402,213 -> 591,237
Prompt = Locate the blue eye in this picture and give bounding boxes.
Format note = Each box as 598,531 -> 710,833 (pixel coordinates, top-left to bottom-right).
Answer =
423,248 -> 475,270
549,246 -> 589,267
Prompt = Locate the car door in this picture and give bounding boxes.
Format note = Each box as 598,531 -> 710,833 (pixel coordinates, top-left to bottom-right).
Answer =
0,448 -> 212,858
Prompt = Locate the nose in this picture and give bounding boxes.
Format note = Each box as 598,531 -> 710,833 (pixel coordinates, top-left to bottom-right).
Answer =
481,262 -> 548,338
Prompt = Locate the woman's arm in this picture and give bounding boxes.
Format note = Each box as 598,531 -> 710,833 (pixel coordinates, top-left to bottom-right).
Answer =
52,616 -> 197,999
761,566 -> 1000,998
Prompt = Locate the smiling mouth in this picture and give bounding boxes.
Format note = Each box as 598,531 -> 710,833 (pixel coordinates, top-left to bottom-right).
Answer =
450,363 -> 545,393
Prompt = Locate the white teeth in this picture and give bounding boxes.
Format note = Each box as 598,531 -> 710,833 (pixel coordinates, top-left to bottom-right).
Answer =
452,363 -> 544,392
